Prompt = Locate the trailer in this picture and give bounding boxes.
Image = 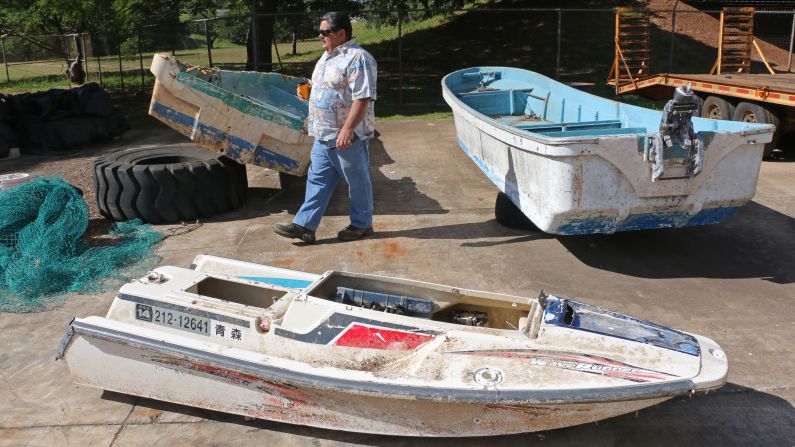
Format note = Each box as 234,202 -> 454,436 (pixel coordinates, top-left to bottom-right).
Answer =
614,73 -> 794,158
608,7 -> 794,158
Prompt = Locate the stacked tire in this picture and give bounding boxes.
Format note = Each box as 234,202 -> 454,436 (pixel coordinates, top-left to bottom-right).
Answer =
94,144 -> 247,224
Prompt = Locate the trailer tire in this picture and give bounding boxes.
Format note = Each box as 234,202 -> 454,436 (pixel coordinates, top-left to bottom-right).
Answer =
701,96 -> 735,121
733,101 -> 780,159
495,192 -> 536,231
94,144 -> 247,224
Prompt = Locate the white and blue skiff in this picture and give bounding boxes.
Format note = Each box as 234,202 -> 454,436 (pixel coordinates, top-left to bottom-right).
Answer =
149,54 -> 312,175
442,67 -> 775,235
57,255 -> 728,436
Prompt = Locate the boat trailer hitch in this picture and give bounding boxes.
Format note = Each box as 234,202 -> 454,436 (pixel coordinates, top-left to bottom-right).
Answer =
651,84 -> 704,181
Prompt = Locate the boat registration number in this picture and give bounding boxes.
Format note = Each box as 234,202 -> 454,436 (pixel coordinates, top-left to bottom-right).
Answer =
135,303 -> 210,336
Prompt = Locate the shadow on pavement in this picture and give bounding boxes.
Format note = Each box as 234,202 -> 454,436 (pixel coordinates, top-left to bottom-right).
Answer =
103,382 -> 794,447
558,201 -> 795,284
305,218 -> 552,246
217,135 -> 448,223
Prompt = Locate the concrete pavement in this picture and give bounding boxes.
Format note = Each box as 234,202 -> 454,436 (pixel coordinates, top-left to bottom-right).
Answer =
1,119 -> 793,446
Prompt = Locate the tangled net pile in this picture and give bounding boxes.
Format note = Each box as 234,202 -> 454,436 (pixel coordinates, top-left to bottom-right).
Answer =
0,177 -> 163,312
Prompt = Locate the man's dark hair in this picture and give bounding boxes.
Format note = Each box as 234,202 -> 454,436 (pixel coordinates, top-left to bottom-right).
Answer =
321,12 -> 352,41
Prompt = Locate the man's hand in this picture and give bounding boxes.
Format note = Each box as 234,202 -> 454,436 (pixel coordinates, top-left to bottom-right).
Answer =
336,98 -> 370,149
337,128 -> 355,149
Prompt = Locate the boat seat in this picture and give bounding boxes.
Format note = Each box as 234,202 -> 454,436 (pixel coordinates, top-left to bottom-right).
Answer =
516,119 -> 622,132
531,127 -> 647,138
458,89 -> 534,116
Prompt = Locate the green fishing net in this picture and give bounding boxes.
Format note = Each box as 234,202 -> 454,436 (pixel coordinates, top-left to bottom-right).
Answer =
0,177 -> 163,312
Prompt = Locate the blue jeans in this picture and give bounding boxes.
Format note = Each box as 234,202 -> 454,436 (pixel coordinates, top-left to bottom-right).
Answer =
293,137 -> 373,231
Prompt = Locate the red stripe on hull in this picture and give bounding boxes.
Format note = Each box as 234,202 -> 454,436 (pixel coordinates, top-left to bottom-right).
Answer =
333,323 -> 434,350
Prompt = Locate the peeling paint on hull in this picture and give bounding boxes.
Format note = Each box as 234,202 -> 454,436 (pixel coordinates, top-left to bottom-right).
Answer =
150,102 -> 300,172
443,67 -> 774,235
148,54 -> 312,175
63,330 -> 675,437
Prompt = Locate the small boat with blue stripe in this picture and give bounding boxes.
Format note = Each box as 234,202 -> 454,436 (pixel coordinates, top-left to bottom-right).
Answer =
149,54 -> 312,175
57,254 -> 728,436
442,67 -> 775,235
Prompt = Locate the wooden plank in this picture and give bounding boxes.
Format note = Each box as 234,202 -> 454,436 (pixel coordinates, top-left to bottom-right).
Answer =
752,39 -> 776,75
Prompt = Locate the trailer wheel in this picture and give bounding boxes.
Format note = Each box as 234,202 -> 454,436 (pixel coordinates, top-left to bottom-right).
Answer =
701,96 -> 735,121
94,144 -> 247,224
495,192 -> 537,231
733,101 -> 780,158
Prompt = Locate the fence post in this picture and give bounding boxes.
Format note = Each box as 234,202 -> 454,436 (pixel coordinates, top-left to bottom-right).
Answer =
117,34 -> 125,92
669,9 -> 677,73
251,14 -> 259,71
1,36 -> 9,82
398,9 -> 403,106
273,35 -> 283,70
138,28 -> 145,91
556,9 -> 562,80
204,20 -> 213,67
788,13 -> 795,72
64,35 -> 72,69
93,34 -> 103,86
81,33 -> 89,82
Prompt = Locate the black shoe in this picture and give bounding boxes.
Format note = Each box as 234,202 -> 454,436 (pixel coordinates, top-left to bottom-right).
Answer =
273,223 -> 316,243
337,225 -> 374,241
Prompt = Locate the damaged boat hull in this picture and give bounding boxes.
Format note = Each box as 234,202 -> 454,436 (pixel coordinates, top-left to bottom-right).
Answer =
63,320 -> 684,436
58,255 -> 728,436
442,67 -> 775,235
149,54 -> 312,175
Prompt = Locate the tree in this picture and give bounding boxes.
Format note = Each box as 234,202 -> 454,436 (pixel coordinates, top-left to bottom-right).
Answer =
243,0 -> 361,71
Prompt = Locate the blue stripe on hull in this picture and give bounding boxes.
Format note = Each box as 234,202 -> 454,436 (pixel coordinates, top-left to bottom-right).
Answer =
555,207 -> 742,235
455,136 -> 742,235
238,276 -> 313,289
150,102 -> 300,171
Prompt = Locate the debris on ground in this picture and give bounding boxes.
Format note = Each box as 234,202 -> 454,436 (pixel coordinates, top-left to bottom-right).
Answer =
0,177 -> 163,312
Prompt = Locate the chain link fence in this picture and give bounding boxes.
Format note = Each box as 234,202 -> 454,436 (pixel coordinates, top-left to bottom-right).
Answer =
3,7 -> 795,111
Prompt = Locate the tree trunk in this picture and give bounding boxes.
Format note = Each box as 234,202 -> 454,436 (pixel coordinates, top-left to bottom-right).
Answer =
246,0 -> 276,72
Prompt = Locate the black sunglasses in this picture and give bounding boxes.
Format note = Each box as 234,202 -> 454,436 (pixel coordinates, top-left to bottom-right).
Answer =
319,28 -> 337,36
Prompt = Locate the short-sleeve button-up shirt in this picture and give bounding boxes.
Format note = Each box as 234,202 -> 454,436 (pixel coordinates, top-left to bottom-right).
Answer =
307,39 -> 377,142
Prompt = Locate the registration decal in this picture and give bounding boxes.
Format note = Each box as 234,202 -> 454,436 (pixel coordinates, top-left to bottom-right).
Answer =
120,293 -> 250,327
136,302 -> 210,336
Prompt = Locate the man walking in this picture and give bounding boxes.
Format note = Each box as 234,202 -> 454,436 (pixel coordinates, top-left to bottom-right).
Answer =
273,12 -> 377,243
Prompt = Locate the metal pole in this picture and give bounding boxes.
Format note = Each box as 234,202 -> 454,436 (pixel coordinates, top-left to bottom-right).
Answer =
556,9 -> 562,80
81,33 -> 89,82
669,9 -> 677,73
117,34 -> 125,92
398,10 -> 403,105
788,13 -> 795,72
204,20 -> 213,67
138,28 -> 145,91
1,37 -> 9,82
64,35 -> 72,68
94,34 -> 103,86
251,14 -> 258,71
272,35 -> 282,70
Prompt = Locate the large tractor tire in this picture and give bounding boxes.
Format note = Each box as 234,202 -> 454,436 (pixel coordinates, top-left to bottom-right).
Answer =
733,101 -> 780,159
495,192 -> 537,231
94,144 -> 247,224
